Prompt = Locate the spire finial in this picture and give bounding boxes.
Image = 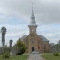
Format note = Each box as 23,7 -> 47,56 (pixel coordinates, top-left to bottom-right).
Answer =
32,2 -> 33,11
31,2 -> 34,17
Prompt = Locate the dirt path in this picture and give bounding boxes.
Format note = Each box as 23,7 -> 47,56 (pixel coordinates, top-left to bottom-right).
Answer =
27,54 -> 45,60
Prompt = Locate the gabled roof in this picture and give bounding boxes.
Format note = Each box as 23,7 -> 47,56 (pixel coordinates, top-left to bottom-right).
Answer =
21,35 -> 27,41
21,35 -> 49,42
38,35 -> 49,42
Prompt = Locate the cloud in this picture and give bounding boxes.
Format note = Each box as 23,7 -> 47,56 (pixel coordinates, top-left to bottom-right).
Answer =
0,0 -> 60,45
0,23 -> 29,46
37,24 -> 60,43
0,0 -> 60,24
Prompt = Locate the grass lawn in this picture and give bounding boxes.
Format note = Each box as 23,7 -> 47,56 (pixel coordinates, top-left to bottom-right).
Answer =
0,55 -> 28,60
42,53 -> 60,60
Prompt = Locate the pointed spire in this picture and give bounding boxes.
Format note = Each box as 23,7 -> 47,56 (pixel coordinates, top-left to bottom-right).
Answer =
30,3 -> 36,25
32,3 -> 34,17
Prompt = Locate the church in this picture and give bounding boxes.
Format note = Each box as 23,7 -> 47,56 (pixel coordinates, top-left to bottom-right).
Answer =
21,5 -> 50,53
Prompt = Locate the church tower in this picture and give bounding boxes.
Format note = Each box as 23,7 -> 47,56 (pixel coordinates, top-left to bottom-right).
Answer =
28,3 -> 38,52
28,3 -> 38,34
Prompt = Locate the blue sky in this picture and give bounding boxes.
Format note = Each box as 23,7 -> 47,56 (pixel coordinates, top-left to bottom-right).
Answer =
0,0 -> 60,46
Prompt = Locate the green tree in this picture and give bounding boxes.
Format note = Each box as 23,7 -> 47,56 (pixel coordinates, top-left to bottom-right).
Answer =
9,40 -> 13,52
58,40 -> 60,45
4,45 -> 10,53
1,27 -> 6,53
15,38 -> 26,55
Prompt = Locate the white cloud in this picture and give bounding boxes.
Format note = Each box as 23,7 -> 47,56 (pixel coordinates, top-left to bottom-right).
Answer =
37,24 -> 60,43
0,23 -> 29,46
0,0 -> 60,45
0,0 -> 60,24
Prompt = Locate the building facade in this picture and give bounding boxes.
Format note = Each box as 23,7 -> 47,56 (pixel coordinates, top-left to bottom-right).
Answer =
21,6 -> 50,53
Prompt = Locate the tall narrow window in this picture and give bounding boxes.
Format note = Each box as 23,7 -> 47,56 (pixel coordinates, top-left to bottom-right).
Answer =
25,39 -> 28,44
38,46 -> 40,49
32,40 -> 34,43
44,44 -> 46,49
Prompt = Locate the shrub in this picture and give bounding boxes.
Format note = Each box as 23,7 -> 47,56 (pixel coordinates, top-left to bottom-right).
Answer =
53,52 -> 59,56
3,53 -> 10,58
14,38 -> 26,55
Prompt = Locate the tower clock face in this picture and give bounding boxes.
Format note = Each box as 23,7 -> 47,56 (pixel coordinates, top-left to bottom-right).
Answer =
32,29 -> 34,32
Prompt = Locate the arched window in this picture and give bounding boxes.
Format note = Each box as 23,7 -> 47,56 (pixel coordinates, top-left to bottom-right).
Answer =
32,39 -> 34,43
44,44 -> 46,49
31,37 -> 35,43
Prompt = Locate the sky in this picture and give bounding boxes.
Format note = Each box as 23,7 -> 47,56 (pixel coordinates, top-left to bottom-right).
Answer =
0,0 -> 60,46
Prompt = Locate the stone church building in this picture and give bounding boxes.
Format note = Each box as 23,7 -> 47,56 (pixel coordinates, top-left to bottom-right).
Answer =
21,6 -> 50,53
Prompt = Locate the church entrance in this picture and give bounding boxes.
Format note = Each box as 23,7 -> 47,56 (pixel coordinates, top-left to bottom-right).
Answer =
32,47 -> 34,52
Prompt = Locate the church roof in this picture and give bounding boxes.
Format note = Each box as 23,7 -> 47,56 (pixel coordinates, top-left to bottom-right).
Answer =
38,35 -> 49,42
21,35 -> 49,42
21,35 -> 27,41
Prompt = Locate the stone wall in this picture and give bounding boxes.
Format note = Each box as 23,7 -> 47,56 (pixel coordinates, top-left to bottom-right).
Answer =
24,34 -> 50,53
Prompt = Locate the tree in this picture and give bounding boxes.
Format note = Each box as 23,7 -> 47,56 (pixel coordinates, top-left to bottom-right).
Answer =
56,40 -> 60,52
14,38 -> 26,55
9,39 -> 13,55
9,40 -> 13,52
50,43 -> 56,53
1,27 -> 6,53
58,40 -> 60,45
50,41 -> 60,53
4,45 -> 10,53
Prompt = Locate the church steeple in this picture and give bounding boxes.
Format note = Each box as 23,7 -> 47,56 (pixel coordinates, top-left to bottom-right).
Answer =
30,3 -> 37,25
28,3 -> 38,34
